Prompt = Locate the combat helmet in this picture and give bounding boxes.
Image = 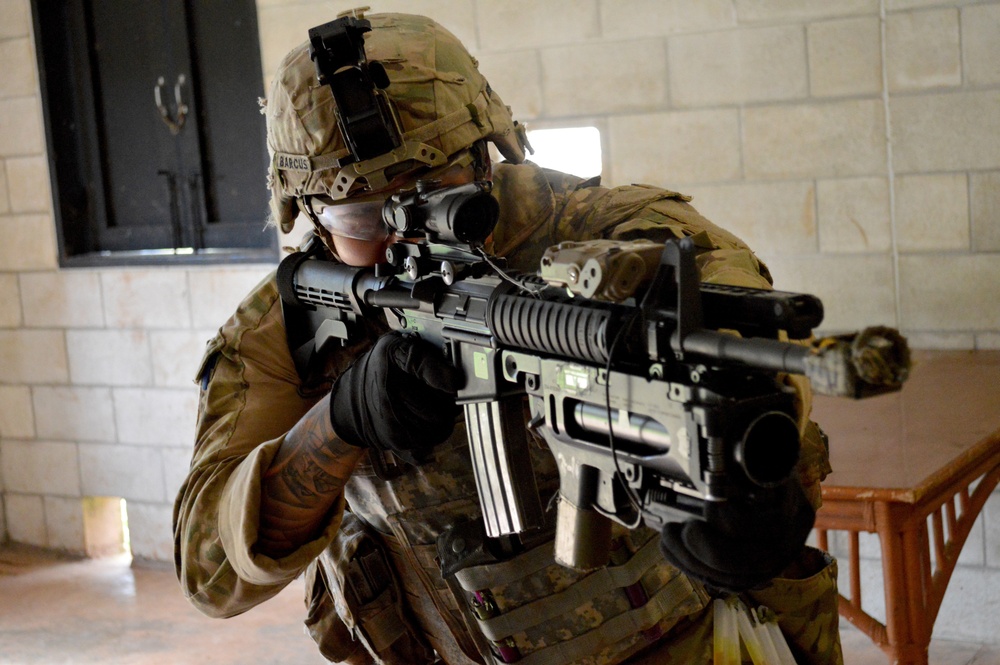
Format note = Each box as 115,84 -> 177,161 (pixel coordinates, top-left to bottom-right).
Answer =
265,9 -> 529,234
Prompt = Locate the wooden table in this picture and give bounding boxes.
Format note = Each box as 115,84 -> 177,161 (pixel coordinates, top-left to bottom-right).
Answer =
811,350 -> 1000,665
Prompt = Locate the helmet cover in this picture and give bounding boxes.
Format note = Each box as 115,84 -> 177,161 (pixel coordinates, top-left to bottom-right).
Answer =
265,11 -> 527,232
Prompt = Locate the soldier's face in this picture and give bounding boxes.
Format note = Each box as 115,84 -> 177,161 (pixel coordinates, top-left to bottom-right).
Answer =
331,231 -> 400,268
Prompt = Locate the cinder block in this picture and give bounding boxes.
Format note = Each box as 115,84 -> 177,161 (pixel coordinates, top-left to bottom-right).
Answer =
79,443 -> 164,502
478,0 -> 599,51
892,90 -> 1000,172
0,385 -> 34,439
0,37 -> 37,99
125,501 -> 174,562
904,332 -> 976,350
162,446 -> 195,500
256,4 -> 327,76
0,330 -> 68,384
33,386 -> 116,442
735,0 -> 878,23
680,181 -> 818,255
887,9 -> 961,92
101,270 -> 191,329
970,171 -> 1000,252
887,0 -> 958,8
4,493 -> 46,547
599,0 -> 736,38
5,156 -> 50,213
978,333 -> 1000,350
807,17 -> 882,97
899,254 -> 1000,331
0,97 -> 44,157
607,109 -> 741,187
894,173 -> 970,252
0,213 -> 58,271
150,330 -> 216,388
962,4 -> 1000,86
113,387 -> 199,447
541,39 -> 667,117
20,270 -> 105,328
67,330 -> 153,386
188,268 -> 272,330
43,496 -> 87,554
0,440 -> 80,495
0,160 -> 9,213
0,0 -> 30,39
743,99 -> 886,179
476,50 -> 542,120
669,25 -> 807,107
756,253 -> 897,333
817,177 -> 892,253
0,274 -> 21,327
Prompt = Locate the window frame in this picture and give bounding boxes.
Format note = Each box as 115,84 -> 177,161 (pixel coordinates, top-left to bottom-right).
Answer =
31,0 -> 279,268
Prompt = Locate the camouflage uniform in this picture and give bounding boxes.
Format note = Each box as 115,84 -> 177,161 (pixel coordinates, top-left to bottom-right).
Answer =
173,160 -> 843,664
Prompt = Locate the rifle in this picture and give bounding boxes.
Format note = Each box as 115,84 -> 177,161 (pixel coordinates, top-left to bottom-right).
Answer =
276,180 -> 910,571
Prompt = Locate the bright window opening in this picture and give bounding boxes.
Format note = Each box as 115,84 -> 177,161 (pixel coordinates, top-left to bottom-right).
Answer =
120,498 -> 132,557
525,126 -> 602,179
82,496 -> 131,559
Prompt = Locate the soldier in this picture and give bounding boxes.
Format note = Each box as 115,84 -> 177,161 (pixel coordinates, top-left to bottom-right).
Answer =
173,11 -> 843,664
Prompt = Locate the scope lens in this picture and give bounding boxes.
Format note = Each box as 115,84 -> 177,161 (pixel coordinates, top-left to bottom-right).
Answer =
451,192 -> 499,244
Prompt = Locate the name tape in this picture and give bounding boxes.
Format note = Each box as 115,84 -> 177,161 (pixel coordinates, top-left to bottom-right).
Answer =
275,153 -> 312,172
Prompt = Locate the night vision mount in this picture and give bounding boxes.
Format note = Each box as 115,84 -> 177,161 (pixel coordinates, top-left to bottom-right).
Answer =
308,14 -> 402,164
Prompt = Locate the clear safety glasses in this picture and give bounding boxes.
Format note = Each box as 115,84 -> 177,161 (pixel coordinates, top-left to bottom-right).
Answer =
306,196 -> 389,241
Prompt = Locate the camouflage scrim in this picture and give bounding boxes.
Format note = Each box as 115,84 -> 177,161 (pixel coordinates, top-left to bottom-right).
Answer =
264,12 -> 528,232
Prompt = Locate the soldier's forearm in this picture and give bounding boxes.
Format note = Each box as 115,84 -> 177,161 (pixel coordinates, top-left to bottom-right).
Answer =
257,394 -> 364,558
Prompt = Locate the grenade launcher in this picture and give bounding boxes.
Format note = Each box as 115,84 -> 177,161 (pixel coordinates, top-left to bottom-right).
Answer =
276,180 -> 910,571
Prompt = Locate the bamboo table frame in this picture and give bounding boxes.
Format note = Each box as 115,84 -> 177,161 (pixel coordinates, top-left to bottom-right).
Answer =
811,350 -> 1000,665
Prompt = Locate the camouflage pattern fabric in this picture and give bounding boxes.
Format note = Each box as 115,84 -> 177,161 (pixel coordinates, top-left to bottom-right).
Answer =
265,12 -> 527,231
173,161 -> 842,664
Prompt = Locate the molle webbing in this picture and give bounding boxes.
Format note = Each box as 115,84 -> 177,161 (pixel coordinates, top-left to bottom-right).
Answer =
454,537 -> 683,664
453,533 -> 556,591
509,579 -> 692,665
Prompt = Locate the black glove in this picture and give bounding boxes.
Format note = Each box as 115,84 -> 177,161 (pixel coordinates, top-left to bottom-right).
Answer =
330,331 -> 462,466
658,479 -> 815,592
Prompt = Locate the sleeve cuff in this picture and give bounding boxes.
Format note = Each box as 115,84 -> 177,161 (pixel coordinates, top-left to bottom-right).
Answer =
219,436 -> 347,586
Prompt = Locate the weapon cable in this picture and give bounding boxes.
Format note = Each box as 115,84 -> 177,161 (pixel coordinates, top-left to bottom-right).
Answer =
601,306 -> 645,528
475,247 -> 546,297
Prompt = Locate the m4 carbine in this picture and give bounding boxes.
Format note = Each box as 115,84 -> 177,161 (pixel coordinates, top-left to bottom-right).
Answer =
277,180 -> 910,572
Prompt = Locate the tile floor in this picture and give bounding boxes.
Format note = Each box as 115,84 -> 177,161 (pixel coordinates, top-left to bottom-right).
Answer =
0,544 -> 997,664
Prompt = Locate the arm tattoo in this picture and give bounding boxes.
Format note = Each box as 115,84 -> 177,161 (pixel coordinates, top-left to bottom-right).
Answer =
257,395 -> 363,556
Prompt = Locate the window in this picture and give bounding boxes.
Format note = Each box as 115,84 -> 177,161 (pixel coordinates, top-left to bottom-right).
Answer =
525,126 -> 602,179
33,0 -> 277,266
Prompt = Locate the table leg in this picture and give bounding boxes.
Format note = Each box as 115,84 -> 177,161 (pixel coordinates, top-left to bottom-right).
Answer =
875,501 -> 930,665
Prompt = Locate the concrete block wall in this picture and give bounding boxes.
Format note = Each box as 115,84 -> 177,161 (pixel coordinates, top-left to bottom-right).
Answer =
1,0 -> 998,642
0,0 -> 273,560
256,0 -> 998,645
